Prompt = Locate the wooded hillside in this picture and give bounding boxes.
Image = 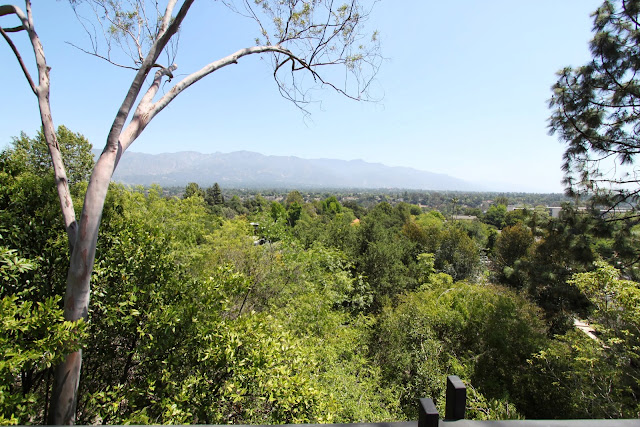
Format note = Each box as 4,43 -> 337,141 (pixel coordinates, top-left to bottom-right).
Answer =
2,132 -> 639,423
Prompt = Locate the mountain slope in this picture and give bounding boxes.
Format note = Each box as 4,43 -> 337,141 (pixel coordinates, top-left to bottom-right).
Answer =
99,150 -> 480,191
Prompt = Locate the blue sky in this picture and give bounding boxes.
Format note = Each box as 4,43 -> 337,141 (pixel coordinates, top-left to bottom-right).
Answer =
1,0 -> 603,192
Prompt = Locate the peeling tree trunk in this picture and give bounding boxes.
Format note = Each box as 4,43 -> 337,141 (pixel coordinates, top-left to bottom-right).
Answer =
49,144 -> 121,424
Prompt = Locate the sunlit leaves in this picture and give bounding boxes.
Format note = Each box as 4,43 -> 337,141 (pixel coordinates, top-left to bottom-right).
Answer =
570,261 -> 640,340
9,126 -> 94,185
0,248 -> 85,425
530,261 -> 640,418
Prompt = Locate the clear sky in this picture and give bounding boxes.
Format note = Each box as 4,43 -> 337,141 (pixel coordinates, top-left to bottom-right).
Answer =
1,0 -> 603,192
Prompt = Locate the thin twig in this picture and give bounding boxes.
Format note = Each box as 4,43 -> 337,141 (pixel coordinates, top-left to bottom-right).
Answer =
65,41 -> 140,70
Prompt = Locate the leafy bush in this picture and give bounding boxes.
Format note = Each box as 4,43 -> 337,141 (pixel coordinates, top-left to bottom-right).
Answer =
375,280 -> 547,419
0,247 -> 85,425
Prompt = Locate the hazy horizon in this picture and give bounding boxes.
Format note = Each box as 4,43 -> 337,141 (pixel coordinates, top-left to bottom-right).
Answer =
2,1 -> 603,193
106,149 -> 568,194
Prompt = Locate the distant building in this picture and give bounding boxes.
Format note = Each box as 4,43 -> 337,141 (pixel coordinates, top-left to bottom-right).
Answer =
506,205 -> 525,212
548,207 -> 563,218
493,204 -> 632,219
542,205 -> 633,219
452,215 -> 477,221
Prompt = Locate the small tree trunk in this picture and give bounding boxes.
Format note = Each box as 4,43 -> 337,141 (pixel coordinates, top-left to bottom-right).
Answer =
48,351 -> 82,425
48,144 -> 121,424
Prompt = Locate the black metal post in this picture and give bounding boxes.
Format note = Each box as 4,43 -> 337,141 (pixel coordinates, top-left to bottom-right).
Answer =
445,375 -> 466,420
418,398 -> 439,427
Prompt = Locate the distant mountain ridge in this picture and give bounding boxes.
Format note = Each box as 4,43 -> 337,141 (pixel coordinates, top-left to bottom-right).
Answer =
98,150 -> 480,191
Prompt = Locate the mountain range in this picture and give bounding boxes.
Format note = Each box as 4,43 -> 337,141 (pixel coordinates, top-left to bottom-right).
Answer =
100,150 -> 481,191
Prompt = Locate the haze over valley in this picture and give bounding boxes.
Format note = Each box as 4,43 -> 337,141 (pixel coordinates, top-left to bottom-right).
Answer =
107,150 -> 532,192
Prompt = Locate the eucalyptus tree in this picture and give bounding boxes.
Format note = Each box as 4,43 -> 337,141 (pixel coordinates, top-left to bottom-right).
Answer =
1,0 -> 381,423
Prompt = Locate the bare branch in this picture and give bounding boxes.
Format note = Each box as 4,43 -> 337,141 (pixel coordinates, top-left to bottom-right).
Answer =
0,25 -> 36,94
148,45 -> 295,124
158,0 -> 178,37
1,25 -> 23,32
106,0 -> 195,150
65,41 -> 140,70
137,63 -> 177,114
0,4 -> 18,16
2,1 -> 79,250
0,4 -> 29,32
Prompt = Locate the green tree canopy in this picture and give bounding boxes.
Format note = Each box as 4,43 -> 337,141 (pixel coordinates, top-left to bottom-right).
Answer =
285,190 -> 305,208
184,182 -> 205,199
10,126 -> 94,184
492,223 -> 534,289
434,225 -> 481,281
484,204 -> 507,229
322,196 -> 343,215
375,281 -> 545,419
526,262 -> 640,418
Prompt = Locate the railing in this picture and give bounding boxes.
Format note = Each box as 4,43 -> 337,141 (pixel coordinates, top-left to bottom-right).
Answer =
418,375 -> 468,427
417,376 -> 640,427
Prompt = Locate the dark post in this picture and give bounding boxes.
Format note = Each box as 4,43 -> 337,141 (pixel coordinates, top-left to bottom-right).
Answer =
418,398 -> 439,427
445,375 -> 466,420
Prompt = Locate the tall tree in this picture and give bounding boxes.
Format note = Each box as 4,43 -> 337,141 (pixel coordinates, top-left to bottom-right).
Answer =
549,0 -> 640,215
205,182 -> 225,206
1,1 -> 380,423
